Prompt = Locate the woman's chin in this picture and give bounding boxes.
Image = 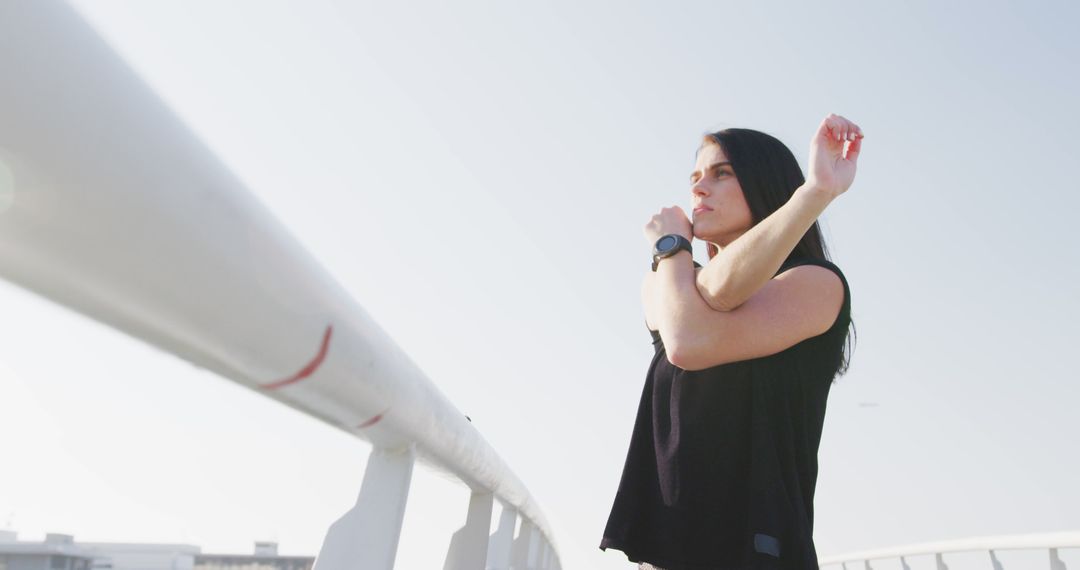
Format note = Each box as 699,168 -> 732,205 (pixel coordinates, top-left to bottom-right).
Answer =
692,228 -> 716,242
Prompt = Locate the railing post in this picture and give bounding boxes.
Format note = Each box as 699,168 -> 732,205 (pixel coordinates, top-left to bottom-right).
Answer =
511,519 -> 536,570
528,524 -> 542,569
444,491 -> 494,570
539,541 -> 550,569
486,505 -> 516,570
1050,548 -> 1067,570
313,444 -> 416,570
989,549 -> 1003,570
935,552 -> 948,570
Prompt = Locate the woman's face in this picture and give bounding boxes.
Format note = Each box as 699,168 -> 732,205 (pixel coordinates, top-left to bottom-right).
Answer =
690,142 -> 754,249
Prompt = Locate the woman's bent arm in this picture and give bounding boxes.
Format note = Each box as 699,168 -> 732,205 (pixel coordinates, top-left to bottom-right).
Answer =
698,114 -> 863,311
642,270 -> 659,331
652,250 -> 716,354
695,184 -> 833,311
653,247 -> 844,370
644,265 -> 707,331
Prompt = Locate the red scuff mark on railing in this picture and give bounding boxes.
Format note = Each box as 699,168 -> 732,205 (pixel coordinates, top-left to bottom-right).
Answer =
261,324 -> 333,390
358,409 -> 389,429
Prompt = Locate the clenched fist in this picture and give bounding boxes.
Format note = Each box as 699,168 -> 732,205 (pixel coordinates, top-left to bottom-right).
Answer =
644,205 -> 692,247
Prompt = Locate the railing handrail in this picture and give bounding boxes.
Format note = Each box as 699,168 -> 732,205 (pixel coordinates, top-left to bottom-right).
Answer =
820,530 -> 1080,565
0,1 -> 558,565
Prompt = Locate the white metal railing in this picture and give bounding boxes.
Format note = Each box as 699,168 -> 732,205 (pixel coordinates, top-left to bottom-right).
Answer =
0,2 -> 560,569
820,531 -> 1080,569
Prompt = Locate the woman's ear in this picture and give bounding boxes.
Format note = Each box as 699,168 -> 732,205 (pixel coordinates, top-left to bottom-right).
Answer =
707,242 -> 719,260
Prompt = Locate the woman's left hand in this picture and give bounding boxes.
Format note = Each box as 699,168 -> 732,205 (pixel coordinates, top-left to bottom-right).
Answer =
644,205 -> 693,247
805,113 -> 864,200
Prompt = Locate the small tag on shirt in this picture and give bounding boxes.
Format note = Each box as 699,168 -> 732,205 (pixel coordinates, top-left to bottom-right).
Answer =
753,533 -> 781,558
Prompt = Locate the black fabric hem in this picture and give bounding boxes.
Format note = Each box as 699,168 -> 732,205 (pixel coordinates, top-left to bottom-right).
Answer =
599,536 -> 771,570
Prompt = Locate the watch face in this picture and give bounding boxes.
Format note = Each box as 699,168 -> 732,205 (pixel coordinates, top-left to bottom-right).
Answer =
657,235 -> 678,253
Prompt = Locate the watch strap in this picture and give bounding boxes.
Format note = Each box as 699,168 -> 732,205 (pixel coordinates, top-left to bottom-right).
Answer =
651,234 -> 693,271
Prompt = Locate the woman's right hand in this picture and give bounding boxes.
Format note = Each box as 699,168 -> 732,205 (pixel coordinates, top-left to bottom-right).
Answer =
805,113 -> 864,200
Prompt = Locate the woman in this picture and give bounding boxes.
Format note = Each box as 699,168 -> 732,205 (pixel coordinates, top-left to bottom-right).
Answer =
599,114 -> 862,569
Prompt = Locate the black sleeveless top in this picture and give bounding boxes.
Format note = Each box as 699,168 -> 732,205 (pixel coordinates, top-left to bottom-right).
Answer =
599,257 -> 851,570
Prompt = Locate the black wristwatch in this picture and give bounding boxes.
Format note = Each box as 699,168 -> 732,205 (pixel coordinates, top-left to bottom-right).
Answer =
651,234 -> 693,271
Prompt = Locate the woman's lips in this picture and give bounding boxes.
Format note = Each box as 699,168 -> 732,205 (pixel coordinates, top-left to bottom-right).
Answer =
694,207 -> 713,214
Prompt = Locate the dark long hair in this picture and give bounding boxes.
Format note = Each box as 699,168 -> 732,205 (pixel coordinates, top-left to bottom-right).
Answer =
703,128 -> 856,380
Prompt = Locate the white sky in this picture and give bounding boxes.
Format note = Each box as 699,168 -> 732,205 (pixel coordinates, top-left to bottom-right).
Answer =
2,1 -> 1079,569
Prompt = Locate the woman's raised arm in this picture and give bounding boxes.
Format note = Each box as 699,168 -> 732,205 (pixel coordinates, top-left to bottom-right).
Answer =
695,114 -> 863,311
